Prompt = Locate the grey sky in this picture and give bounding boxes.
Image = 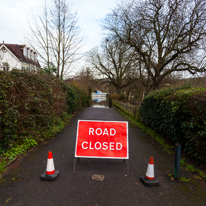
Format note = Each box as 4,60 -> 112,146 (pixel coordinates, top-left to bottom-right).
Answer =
0,0 -> 118,71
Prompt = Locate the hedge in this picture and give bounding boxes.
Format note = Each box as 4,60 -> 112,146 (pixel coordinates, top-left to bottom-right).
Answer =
0,70 -> 89,151
66,83 -> 89,113
139,86 -> 206,165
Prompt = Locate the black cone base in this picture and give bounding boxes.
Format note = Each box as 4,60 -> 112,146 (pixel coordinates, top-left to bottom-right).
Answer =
41,170 -> 60,181
140,175 -> 159,187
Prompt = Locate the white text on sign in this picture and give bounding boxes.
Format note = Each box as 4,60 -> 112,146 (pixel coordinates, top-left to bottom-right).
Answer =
89,128 -> 116,136
82,141 -> 122,150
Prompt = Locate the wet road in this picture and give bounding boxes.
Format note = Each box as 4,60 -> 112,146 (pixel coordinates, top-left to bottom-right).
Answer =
0,105 -> 206,205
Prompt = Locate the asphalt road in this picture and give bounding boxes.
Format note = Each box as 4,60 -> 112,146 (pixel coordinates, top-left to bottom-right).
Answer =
0,107 -> 206,206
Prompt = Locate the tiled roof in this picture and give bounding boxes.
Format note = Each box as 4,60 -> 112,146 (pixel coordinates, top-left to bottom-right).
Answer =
0,43 -> 41,68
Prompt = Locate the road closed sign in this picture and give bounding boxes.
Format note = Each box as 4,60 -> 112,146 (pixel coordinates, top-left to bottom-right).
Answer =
75,120 -> 129,159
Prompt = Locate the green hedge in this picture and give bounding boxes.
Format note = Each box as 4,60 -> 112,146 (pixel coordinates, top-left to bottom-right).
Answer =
66,83 -> 89,113
0,70 -> 89,151
139,87 -> 206,165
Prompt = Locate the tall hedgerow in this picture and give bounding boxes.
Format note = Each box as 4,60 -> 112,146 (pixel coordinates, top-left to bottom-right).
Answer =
0,70 -> 89,151
139,86 -> 206,165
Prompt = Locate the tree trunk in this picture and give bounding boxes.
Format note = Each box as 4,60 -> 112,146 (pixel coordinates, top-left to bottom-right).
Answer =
128,91 -> 132,103
116,87 -> 121,94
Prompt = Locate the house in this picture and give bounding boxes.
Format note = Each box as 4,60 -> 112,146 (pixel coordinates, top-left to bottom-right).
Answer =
0,41 -> 41,71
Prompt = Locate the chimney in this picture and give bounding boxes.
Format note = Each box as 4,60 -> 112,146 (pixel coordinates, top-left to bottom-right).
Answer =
27,47 -> 29,58
30,50 -> 32,59
30,50 -> 33,60
20,45 -> 25,54
34,52 -> 36,62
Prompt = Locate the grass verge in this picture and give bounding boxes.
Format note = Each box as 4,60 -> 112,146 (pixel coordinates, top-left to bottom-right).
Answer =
180,158 -> 206,181
113,105 -> 206,181
0,113 -> 73,176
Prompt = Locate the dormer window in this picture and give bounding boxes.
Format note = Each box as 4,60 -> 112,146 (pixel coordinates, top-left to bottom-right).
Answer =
2,47 -> 7,53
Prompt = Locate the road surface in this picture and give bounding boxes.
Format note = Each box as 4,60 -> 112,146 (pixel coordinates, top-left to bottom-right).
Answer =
0,107 -> 206,205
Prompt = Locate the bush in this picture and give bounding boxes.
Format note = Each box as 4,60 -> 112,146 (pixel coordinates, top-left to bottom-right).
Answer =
139,86 -> 206,165
0,70 -> 88,151
65,83 -> 89,114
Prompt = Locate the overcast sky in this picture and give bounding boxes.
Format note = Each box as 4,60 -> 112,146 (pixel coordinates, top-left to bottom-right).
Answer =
0,0 -> 118,72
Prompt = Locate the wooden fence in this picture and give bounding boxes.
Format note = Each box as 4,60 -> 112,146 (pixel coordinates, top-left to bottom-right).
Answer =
112,99 -> 138,119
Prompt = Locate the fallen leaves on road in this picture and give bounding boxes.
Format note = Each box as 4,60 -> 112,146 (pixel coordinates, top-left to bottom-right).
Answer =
5,196 -> 12,203
92,174 -> 105,181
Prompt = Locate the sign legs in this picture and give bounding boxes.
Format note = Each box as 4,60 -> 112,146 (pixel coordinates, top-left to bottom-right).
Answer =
73,158 -> 77,174
73,158 -> 129,176
127,159 -> 129,176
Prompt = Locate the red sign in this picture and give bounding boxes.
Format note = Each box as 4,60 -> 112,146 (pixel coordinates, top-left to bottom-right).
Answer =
75,120 -> 129,159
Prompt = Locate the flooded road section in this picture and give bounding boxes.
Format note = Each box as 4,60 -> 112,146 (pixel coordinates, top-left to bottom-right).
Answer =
90,96 -> 111,108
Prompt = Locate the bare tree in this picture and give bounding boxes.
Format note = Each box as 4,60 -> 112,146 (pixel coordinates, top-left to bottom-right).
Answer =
27,0 -> 83,79
73,67 -> 94,95
27,2 -> 51,70
102,0 -> 206,94
87,38 -> 139,93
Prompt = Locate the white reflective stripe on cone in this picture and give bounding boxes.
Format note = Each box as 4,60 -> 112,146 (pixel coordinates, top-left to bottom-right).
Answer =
46,158 -> 55,172
146,163 -> 154,178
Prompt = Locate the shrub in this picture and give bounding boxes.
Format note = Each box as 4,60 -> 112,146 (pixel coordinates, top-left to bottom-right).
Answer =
0,70 -> 89,151
65,83 -> 89,114
139,86 -> 206,165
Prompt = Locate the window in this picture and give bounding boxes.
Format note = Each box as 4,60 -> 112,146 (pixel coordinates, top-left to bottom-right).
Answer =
2,62 -> 9,71
3,67 -> 9,71
2,47 -> 7,53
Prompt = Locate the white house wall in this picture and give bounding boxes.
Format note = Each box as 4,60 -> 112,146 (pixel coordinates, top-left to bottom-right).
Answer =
21,62 -> 36,71
0,49 -> 21,70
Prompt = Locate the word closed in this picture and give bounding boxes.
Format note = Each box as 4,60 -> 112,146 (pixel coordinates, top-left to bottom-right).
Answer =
75,120 -> 129,159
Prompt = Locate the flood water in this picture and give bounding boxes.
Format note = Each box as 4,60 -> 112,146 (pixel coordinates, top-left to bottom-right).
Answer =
90,97 -> 111,108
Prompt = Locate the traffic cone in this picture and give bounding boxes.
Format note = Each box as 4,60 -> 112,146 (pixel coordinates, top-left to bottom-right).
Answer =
140,157 -> 159,186
41,151 -> 60,181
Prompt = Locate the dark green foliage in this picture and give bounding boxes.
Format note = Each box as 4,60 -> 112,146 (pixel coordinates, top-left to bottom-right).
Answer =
0,70 -> 89,151
139,86 -> 206,165
65,83 -> 89,114
65,85 -> 77,113
42,66 -> 57,75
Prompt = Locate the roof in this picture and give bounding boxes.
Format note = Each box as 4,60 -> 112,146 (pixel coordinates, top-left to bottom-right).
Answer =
0,43 -> 41,68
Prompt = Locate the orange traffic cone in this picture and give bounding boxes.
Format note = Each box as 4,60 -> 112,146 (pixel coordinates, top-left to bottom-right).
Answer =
140,157 -> 159,186
41,151 -> 60,181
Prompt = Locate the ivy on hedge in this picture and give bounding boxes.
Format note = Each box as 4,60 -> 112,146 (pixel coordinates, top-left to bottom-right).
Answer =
139,86 -> 206,165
